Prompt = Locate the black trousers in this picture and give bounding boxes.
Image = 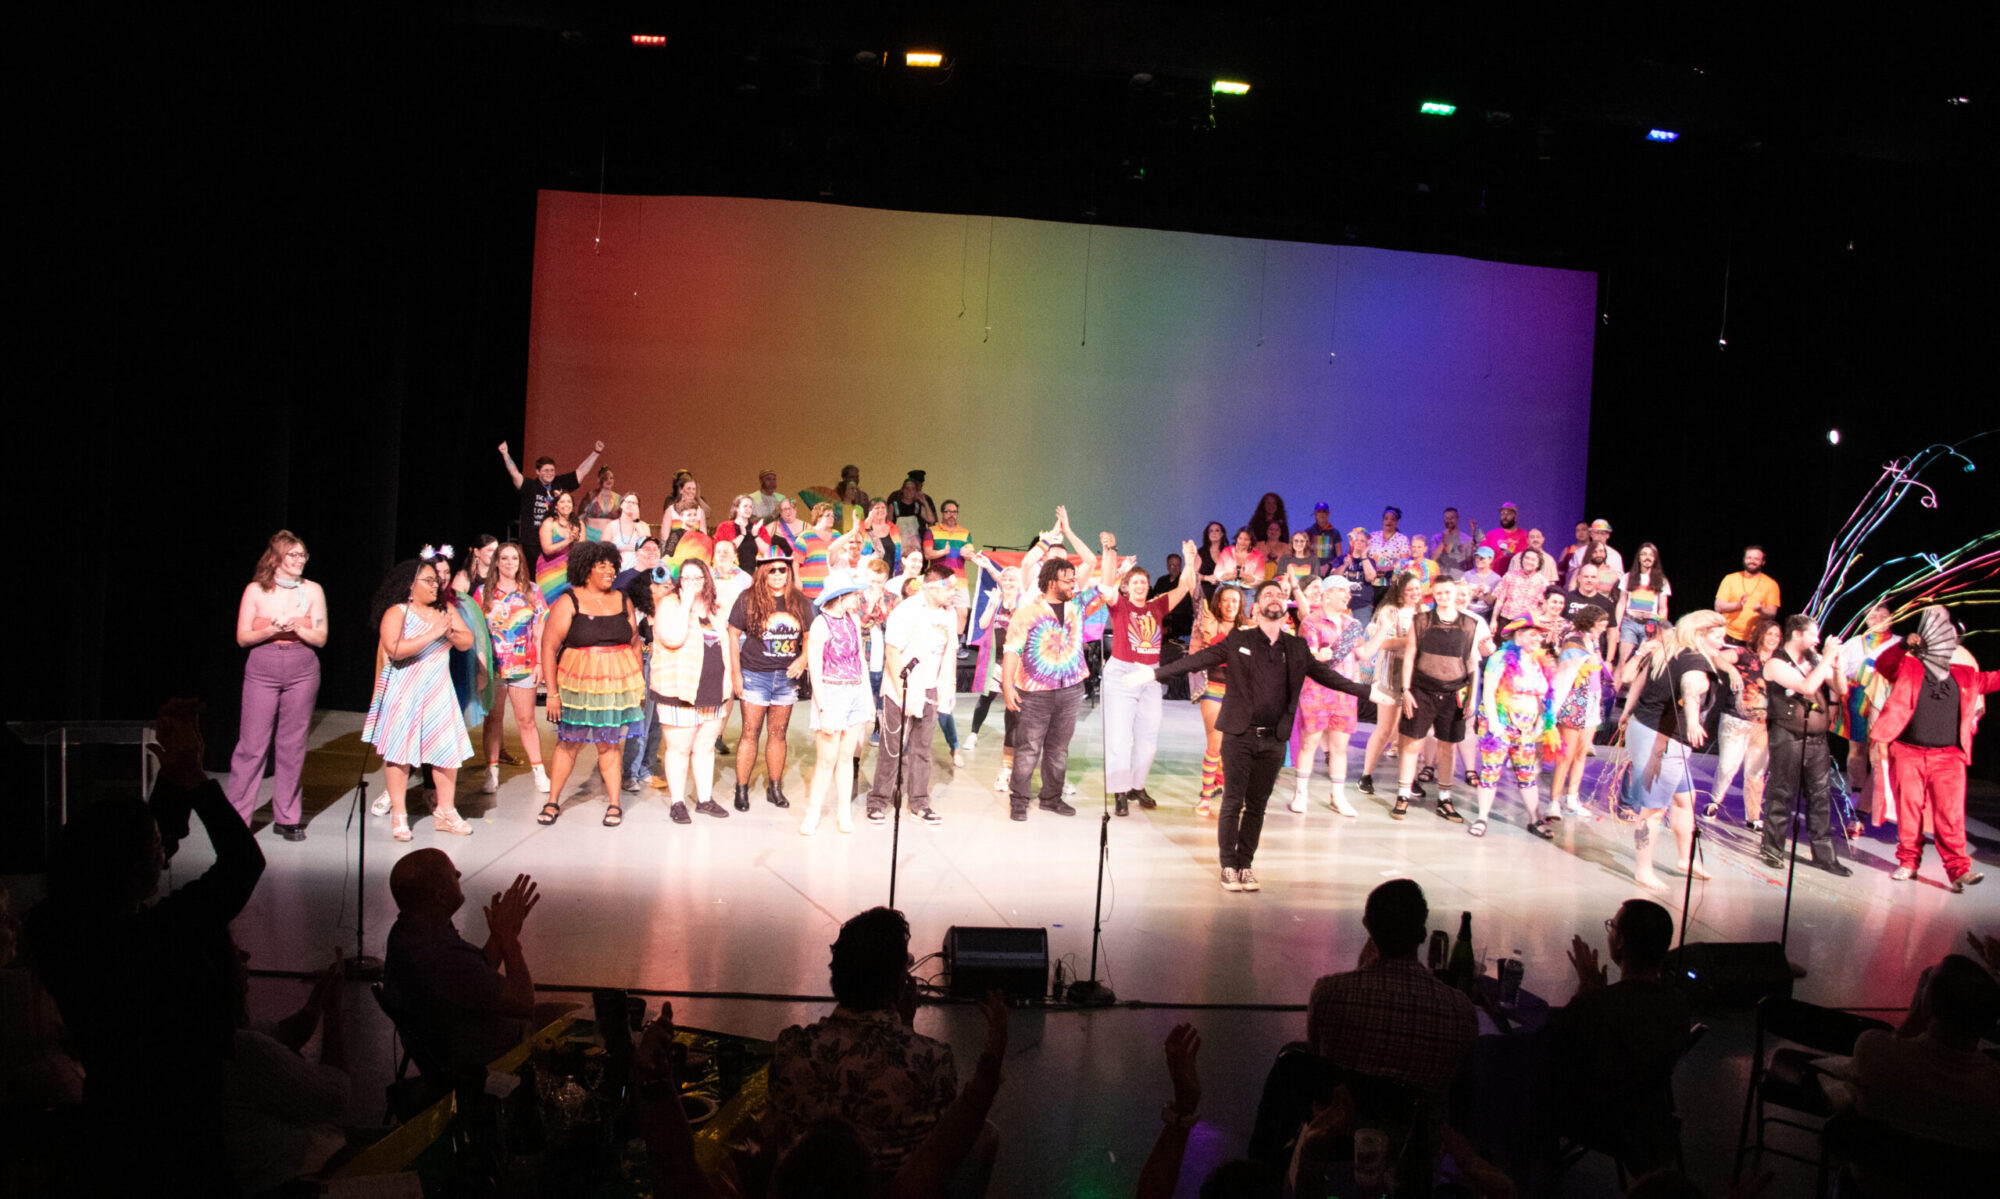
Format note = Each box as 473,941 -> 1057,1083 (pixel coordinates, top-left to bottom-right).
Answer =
1218,728 -> 1289,869
1762,727 -> 1837,863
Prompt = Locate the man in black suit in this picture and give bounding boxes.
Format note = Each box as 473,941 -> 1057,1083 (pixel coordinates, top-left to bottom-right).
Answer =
1134,580 -> 1372,892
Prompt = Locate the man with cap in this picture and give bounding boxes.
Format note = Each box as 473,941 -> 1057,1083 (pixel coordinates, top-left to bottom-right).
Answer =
1433,507 -> 1480,580
1464,545 -> 1502,623
1567,520 -> 1624,589
1478,502 -> 1528,575
1304,502 -> 1342,568
750,468 -> 785,521
867,564 -> 961,825
1870,606 -> 2000,891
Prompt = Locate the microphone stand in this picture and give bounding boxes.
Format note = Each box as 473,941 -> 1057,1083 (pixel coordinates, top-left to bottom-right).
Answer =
344,742 -> 385,980
887,657 -> 922,908
1069,629 -> 1117,1007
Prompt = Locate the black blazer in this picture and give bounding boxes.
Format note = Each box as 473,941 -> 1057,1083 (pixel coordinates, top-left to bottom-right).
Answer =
1155,624 -> 1371,735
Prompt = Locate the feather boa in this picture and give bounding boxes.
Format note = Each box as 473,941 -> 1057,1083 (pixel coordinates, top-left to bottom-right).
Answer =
1494,642 -> 1560,759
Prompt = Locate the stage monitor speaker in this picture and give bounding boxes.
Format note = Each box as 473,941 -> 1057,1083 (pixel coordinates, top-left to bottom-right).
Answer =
1663,941 -> 1794,1008
943,926 -> 1048,1000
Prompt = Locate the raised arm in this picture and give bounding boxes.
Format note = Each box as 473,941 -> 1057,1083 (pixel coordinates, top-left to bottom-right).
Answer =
497,441 -> 524,489
1056,506 -> 1098,575
1165,541 -> 1200,609
574,439 -> 604,480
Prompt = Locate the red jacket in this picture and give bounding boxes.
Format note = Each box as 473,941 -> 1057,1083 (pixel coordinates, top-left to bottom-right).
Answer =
1869,641 -> 2000,763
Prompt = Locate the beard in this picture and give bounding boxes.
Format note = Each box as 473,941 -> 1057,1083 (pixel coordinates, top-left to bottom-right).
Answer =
1499,515 -> 1517,529
1259,602 -> 1284,620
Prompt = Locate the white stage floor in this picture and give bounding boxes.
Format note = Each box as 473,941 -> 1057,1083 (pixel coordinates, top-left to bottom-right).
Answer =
196,696 -> 1996,1196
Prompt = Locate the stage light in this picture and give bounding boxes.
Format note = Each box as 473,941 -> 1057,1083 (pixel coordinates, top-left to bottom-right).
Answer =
630,34 -> 666,46
1212,80 -> 1250,95
1827,430 -> 1841,445
1947,96 -> 1970,106
905,51 -> 943,67
1419,101 -> 1456,116
1646,129 -> 1680,142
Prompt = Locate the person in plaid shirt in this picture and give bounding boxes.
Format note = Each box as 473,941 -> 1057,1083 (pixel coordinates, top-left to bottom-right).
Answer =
1306,879 -> 1476,1117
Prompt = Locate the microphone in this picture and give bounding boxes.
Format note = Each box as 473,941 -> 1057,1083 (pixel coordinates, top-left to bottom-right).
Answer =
901,656 -> 922,682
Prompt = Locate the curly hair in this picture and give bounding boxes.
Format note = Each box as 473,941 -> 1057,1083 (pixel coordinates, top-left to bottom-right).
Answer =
251,529 -> 306,592
566,539 -> 621,588
743,559 -> 809,635
370,559 -> 441,630
829,906 -> 910,1011
1246,492 -> 1289,542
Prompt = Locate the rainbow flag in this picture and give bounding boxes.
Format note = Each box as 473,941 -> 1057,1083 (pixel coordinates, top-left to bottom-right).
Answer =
667,529 -> 713,568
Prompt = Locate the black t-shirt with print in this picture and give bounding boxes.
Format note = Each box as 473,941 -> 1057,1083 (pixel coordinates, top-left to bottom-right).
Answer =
518,472 -> 580,542
729,591 -> 807,673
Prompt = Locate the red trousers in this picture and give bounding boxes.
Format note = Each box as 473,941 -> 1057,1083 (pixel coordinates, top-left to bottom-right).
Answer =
1887,743 -> 1971,879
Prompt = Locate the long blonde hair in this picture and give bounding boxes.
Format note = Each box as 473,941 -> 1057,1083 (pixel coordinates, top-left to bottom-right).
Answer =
1647,609 -> 1727,678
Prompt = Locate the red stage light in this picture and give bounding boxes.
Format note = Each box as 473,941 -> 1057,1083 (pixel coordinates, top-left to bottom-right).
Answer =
630,34 -> 667,47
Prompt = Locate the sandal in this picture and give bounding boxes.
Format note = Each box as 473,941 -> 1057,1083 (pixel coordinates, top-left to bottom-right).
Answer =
1527,820 -> 1555,841
1417,765 -> 1437,784
1391,797 -> 1410,820
433,809 -> 473,836
391,814 -> 412,842
1434,799 -> 1465,824
1468,819 -> 1488,838
603,804 -> 623,827
1702,801 -> 1721,820
536,800 -> 562,826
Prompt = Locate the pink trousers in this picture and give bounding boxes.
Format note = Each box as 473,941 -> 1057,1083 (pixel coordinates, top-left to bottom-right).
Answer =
226,642 -> 321,826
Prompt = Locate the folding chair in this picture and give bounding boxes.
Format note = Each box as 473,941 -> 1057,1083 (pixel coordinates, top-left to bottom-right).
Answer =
1734,996 -> 1892,1196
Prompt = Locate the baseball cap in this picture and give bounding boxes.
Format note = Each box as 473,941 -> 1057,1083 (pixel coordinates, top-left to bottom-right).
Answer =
1590,518 -> 1612,532
1314,502 -> 1330,512
1499,501 -> 1519,511
1475,546 -> 1496,559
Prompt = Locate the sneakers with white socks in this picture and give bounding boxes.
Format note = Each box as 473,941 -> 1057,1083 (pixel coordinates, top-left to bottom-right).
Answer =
482,765 -> 500,794
1289,779 -> 1309,814
1328,783 -> 1358,818
533,764 -> 550,793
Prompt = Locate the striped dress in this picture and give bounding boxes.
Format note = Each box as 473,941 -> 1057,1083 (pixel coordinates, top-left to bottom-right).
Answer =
363,606 -> 475,767
535,526 -> 573,605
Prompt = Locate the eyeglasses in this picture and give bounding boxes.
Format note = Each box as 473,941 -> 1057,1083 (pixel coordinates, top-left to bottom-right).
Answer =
1604,917 -> 1618,937
768,566 -> 790,575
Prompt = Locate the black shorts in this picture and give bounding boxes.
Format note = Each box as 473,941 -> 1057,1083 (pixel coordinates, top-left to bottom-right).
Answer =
1399,682 -> 1469,742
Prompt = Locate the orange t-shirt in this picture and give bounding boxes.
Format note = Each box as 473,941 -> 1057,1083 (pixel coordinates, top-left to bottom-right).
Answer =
1715,572 -> 1780,642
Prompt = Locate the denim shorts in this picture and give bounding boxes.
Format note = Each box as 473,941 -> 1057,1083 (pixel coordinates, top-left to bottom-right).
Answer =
1619,616 -> 1652,646
811,681 -> 876,732
741,667 -> 799,707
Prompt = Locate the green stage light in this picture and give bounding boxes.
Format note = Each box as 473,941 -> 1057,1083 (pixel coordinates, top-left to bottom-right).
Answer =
1212,80 -> 1251,96
1420,101 -> 1457,116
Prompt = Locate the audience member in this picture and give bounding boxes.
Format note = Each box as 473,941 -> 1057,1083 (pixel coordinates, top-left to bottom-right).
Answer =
1305,879 -> 1475,1119
1826,945 -> 2000,1152
766,908 -> 975,1180
1135,1024 -> 1205,1199
383,851 -> 561,1073
1550,899 -> 1691,1174
224,945 -> 353,1195
24,698 -> 266,1192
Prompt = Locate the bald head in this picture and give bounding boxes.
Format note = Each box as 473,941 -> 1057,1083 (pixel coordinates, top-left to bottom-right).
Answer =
389,848 -> 463,915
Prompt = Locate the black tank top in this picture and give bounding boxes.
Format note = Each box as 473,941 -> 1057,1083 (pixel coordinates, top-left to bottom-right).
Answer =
564,590 -> 633,648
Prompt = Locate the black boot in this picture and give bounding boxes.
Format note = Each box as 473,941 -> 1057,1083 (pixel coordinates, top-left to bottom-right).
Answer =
1114,792 -> 1130,817
767,781 -> 791,809
733,783 -> 751,812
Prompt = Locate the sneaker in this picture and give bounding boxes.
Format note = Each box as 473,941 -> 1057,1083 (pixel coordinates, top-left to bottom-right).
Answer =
1357,774 -> 1375,795
867,807 -> 888,825
920,808 -> 943,826
1409,781 -> 1428,799
694,799 -> 729,818
1063,780 -> 1078,797
482,765 -> 500,794
963,732 -> 979,751
994,768 -> 1010,792
1237,868 -> 1260,892
1040,798 -> 1078,817
1566,795 -> 1584,816
1951,870 -> 1985,893
623,778 -> 642,794
1115,793 -> 1130,817
798,813 -> 820,836
1010,805 -> 1029,822
532,764 -> 550,793
670,802 -> 692,825
1890,865 -> 1915,881
1746,817 -> 1764,833
370,792 -> 393,817
1287,793 -> 1307,814
1329,789 -> 1358,818
1220,868 -> 1244,892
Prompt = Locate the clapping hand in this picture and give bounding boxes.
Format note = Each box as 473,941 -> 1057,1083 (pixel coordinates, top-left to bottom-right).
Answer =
1568,933 -> 1607,991
1298,1083 -> 1357,1156
975,989 -> 1009,1081
632,1000 -> 679,1087
485,873 -> 541,949
1163,1023 -> 1201,1118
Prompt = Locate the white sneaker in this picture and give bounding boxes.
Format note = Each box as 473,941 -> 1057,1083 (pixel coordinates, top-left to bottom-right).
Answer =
963,732 -> 979,751
798,812 -> 820,836
370,791 -> 392,817
482,765 -> 500,794
994,767 -> 1010,792
532,764 -> 550,794
1565,794 -> 1584,815
836,805 -> 855,834
1063,780 -> 1078,797
1329,788 -> 1358,818
1288,784 -> 1308,814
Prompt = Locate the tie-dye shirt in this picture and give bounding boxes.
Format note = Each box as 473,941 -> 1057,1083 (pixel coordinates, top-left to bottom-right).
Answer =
1005,595 -> 1089,691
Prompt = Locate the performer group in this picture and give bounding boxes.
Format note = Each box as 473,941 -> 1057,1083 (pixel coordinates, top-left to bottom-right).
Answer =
219,450 -> 2000,895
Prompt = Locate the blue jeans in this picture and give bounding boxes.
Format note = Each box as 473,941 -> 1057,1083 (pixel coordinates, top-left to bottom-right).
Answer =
622,653 -> 663,783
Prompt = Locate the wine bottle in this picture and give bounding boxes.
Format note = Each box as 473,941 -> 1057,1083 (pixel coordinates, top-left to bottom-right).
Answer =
1448,911 -> 1475,992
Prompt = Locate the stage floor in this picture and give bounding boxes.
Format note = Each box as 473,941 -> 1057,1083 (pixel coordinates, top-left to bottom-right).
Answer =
200,696 -> 1996,1196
